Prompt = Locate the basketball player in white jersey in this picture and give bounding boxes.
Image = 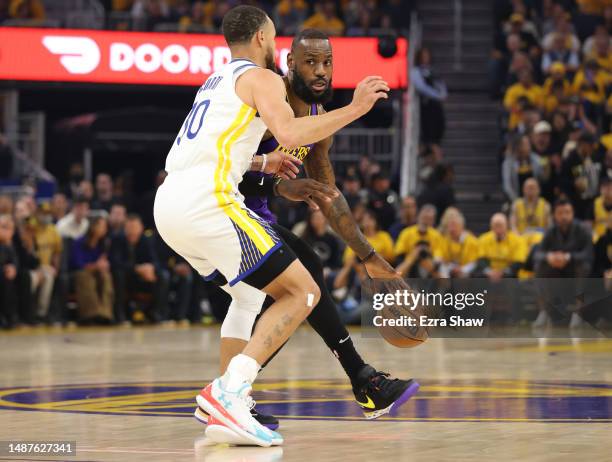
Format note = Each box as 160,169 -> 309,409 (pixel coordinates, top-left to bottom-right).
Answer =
154,5 -> 389,447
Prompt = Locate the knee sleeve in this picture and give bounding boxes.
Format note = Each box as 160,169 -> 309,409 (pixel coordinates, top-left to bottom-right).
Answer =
219,282 -> 266,341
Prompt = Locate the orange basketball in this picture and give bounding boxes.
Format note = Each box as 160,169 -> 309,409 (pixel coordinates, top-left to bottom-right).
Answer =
378,301 -> 429,348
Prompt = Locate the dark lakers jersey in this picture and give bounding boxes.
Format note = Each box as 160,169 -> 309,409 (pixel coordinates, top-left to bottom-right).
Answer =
244,103 -> 319,223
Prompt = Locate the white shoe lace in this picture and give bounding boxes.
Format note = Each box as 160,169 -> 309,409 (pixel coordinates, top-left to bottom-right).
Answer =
244,394 -> 256,411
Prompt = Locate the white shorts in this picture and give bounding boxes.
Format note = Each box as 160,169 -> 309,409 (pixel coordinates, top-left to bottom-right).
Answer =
153,169 -> 282,286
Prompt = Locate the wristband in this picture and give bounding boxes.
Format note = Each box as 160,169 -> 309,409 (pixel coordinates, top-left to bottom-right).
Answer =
260,153 -> 268,172
357,248 -> 376,264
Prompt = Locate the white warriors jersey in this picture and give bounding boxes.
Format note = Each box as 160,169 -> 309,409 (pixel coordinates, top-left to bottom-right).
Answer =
164,58 -> 267,202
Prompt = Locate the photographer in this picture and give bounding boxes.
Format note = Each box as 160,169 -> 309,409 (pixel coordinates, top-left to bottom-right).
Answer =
395,205 -> 443,279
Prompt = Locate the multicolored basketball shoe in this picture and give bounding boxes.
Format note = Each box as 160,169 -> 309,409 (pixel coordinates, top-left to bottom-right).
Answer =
205,415 -> 283,446
196,379 -> 282,447
194,404 -> 280,431
353,365 -> 420,419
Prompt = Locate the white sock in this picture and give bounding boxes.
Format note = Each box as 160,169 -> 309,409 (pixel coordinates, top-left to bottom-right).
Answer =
222,354 -> 260,392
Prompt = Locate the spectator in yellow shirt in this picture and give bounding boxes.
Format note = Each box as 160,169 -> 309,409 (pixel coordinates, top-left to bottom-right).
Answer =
437,208 -> 479,278
543,62 -> 572,97
275,0 -> 308,35
179,0 -> 215,31
577,0 -> 607,15
543,79 -> 568,115
112,0 -> 133,10
592,178 -> 612,241
8,0 -> 45,21
573,59 -> 608,105
474,213 -> 527,280
589,28 -> 612,74
27,203 -> 62,321
395,205 -> 443,278
510,177 -> 551,239
504,69 -> 544,129
34,203 -> 62,270
302,0 -> 345,36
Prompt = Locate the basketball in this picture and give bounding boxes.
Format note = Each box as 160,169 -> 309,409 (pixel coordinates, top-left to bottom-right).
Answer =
378,299 -> 429,348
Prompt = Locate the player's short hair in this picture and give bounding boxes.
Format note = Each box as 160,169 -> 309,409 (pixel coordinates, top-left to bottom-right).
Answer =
291,29 -> 330,51
222,5 -> 269,46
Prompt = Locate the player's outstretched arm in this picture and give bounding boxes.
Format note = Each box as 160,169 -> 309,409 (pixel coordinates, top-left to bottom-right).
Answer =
304,136 -> 401,280
240,69 -> 388,149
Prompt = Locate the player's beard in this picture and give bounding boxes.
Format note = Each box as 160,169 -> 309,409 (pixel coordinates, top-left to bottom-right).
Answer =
265,47 -> 277,72
290,67 -> 333,105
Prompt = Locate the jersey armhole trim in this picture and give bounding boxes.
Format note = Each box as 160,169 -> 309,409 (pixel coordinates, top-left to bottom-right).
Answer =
233,65 -> 260,112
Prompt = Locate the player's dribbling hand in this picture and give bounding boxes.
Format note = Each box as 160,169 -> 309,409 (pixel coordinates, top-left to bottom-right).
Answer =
264,152 -> 302,179
363,253 -> 403,281
351,76 -> 390,115
276,178 -> 338,210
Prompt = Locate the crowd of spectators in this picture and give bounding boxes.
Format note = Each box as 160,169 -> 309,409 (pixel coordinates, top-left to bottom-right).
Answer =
487,0 -> 612,327
0,167 -> 209,329
2,141 -> 610,330
0,0 -> 414,36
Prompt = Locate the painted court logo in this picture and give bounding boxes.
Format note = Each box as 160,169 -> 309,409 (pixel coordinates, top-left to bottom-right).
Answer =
0,380 -> 610,423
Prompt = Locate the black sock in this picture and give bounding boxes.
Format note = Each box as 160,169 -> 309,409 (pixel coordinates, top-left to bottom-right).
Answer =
306,287 -> 366,388
271,225 -> 367,388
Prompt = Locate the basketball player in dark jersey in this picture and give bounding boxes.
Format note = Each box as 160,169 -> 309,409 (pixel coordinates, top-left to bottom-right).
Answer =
196,29 -> 419,429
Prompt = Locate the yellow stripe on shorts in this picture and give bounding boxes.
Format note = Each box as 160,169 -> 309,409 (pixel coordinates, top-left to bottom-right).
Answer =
214,103 -> 275,254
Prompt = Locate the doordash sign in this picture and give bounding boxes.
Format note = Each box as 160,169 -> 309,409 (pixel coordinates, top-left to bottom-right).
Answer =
0,28 -> 407,88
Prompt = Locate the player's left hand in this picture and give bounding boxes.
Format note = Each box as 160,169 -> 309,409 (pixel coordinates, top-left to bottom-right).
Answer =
275,178 -> 338,209
264,152 -> 302,179
362,253 -> 414,313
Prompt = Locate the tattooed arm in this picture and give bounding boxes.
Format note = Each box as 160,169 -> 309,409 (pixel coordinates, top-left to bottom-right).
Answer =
304,134 -> 401,280
304,135 -> 372,259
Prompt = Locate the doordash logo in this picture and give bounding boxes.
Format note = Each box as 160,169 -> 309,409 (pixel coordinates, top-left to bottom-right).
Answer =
41,35 -> 284,76
0,28 -> 407,87
108,42 -> 232,74
42,36 -> 101,74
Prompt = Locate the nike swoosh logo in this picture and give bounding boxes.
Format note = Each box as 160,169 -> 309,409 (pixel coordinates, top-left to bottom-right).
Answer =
357,394 -> 376,409
339,335 -> 350,344
259,177 -> 265,185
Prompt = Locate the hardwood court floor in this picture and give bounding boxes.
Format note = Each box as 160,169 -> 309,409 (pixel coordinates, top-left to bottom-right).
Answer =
0,325 -> 611,461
